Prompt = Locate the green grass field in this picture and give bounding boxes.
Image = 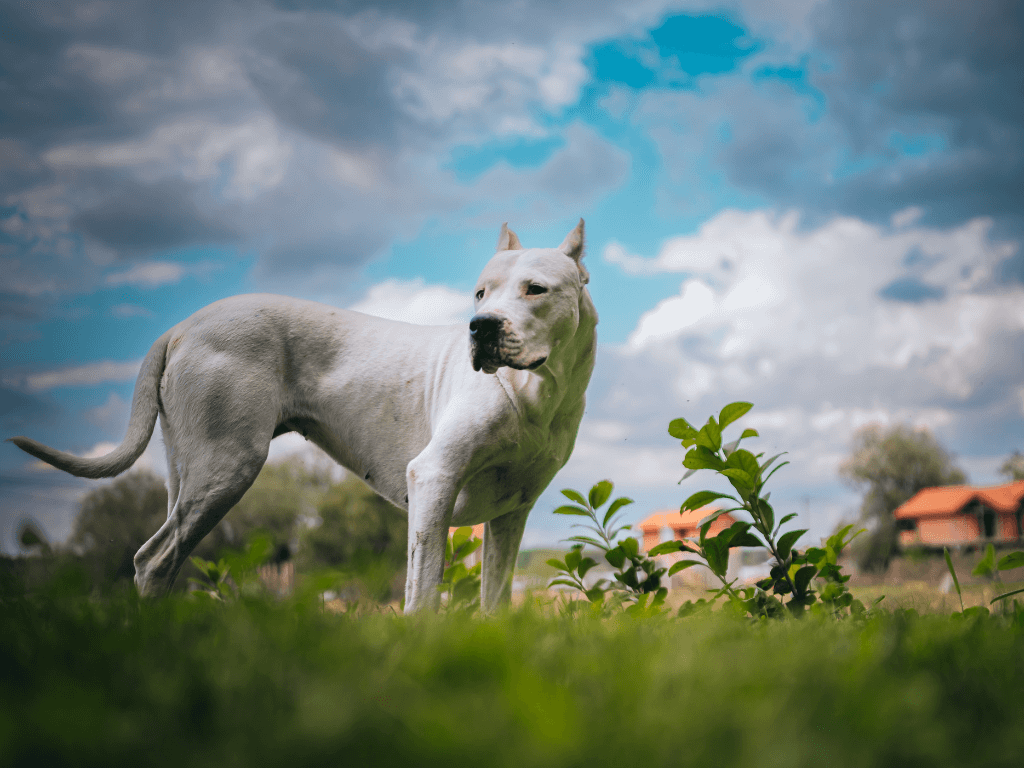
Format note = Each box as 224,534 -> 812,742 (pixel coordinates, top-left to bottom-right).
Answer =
3,563 -> 1023,768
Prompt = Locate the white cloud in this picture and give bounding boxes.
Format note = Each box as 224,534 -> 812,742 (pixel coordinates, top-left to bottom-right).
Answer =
349,278 -> 473,326
111,303 -> 155,318
84,391 -> 129,433
614,211 -> 1022,403
44,117 -> 291,199
566,208 -> 1024,544
105,261 -> 186,288
5,359 -> 142,392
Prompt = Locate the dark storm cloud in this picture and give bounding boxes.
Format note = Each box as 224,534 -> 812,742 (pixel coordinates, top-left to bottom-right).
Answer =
244,19 -> 404,147
812,0 -> 1022,228
72,179 -> 237,255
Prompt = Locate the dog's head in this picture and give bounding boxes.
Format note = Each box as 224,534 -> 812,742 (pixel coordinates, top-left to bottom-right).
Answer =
470,219 -> 588,374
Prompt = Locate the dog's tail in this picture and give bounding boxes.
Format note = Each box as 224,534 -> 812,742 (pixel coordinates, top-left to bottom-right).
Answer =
9,332 -> 172,479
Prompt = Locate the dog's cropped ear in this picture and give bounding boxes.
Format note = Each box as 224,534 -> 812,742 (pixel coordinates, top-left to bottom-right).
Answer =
559,219 -> 588,283
496,222 -> 523,252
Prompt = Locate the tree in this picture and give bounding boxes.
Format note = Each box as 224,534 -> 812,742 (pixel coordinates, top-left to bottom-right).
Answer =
999,451 -> 1024,481
839,424 -> 967,571
297,476 -> 407,601
71,469 -> 168,583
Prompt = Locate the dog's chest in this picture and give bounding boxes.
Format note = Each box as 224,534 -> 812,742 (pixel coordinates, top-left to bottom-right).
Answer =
449,418 -> 578,526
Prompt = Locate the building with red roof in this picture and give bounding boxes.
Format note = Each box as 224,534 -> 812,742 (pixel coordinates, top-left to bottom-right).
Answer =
636,506 -> 737,552
894,480 -> 1024,548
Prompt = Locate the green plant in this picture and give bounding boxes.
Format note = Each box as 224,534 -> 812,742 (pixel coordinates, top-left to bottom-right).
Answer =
965,545 -> 1024,608
657,402 -> 873,618
438,526 -> 483,612
551,402 -> 873,619
188,533 -> 274,600
546,480 -> 668,614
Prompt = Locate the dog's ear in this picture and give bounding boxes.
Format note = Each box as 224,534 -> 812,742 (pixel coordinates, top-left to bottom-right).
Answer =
496,222 -> 523,252
559,219 -> 588,283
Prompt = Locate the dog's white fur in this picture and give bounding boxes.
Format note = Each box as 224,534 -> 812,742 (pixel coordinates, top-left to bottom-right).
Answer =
11,221 -> 597,612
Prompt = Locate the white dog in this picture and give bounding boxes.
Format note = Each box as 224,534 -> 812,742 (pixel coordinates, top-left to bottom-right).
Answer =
11,220 -> 597,612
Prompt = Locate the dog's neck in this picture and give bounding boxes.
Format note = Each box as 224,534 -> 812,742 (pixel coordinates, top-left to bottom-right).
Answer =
500,287 -> 597,426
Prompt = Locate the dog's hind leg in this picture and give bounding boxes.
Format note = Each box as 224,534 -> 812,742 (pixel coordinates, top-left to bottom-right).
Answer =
159,415 -> 181,519
481,506 -> 530,612
133,437 -> 271,595
134,369 -> 279,595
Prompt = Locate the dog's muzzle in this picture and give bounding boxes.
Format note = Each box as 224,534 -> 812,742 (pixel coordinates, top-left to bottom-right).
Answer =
470,313 -> 547,374
470,313 -> 504,373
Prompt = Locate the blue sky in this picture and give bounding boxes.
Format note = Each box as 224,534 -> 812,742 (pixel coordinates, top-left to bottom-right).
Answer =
2,0 -> 1023,554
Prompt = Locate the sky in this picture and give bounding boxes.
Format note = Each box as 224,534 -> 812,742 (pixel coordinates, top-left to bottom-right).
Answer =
2,0 -> 1023,555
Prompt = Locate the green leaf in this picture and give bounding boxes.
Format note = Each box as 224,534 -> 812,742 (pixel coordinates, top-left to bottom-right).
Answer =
553,505 -> 590,516
603,496 -> 634,527
546,558 -> 567,571
740,428 -> 758,440
703,538 -> 729,578
762,460 -> 790,485
548,579 -> 582,590
997,551 -> 1024,571
564,535 -> 606,549
668,559 -> 702,576
577,557 -> 599,578
585,586 -> 607,602
726,448 -> 760,477
566,549 -> 583,572
696,419 -> 722,452
683,446 -> 726,471
777,529 -> 808,562
681,490 -> 735,512
589,480 -> 613,510
620,537 -> 639,559
605,546 -> 626,569
455,538 -> 482,561
720,468 -> 754,490
991,586 -> 1024,604
944,547 -> 963,612
794,564 -> 817,594
756,498 -> 775,533
668,417 -> 696,439
561,488 -> 589,507
972,543 -> 997,577
678,468 -> 699,483
731,532 -> 766,548
719,401 -> 753,429
777,513 -> 798,528
648,540 -> 686,556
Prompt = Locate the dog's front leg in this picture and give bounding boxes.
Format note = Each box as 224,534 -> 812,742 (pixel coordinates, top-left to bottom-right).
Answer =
404,452 -> 462,613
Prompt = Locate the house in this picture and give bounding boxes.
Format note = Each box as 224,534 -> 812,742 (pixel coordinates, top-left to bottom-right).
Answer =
636,506 -> 737,552
894,480 -> 1024,548
635,507 -> 751,587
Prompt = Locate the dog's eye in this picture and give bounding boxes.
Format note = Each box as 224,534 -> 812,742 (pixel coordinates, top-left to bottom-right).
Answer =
526,284 -> 548,296
475,289 -> 485,301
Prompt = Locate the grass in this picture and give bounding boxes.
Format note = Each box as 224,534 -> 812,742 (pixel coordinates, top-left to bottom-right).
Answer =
2,562 -> 1024,768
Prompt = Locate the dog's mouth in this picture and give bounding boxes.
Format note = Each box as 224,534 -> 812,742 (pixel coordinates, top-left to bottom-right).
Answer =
471,346 -> 547,374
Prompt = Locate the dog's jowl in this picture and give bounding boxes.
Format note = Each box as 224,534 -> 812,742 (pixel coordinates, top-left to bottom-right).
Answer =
11,220 -> 598,612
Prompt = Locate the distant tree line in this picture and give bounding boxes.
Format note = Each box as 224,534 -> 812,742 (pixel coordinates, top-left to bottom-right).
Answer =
12,457 -> 407,600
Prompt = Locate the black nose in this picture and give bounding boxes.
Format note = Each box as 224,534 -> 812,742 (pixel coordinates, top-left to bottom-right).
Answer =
469,313 -> 502,341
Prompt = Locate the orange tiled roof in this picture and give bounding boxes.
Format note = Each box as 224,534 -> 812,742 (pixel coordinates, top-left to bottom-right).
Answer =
894,480 -> 1024,519
637,506 -> 734,531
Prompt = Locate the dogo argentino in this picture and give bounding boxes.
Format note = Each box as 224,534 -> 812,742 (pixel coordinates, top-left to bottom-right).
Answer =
11,220 -> 597,612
